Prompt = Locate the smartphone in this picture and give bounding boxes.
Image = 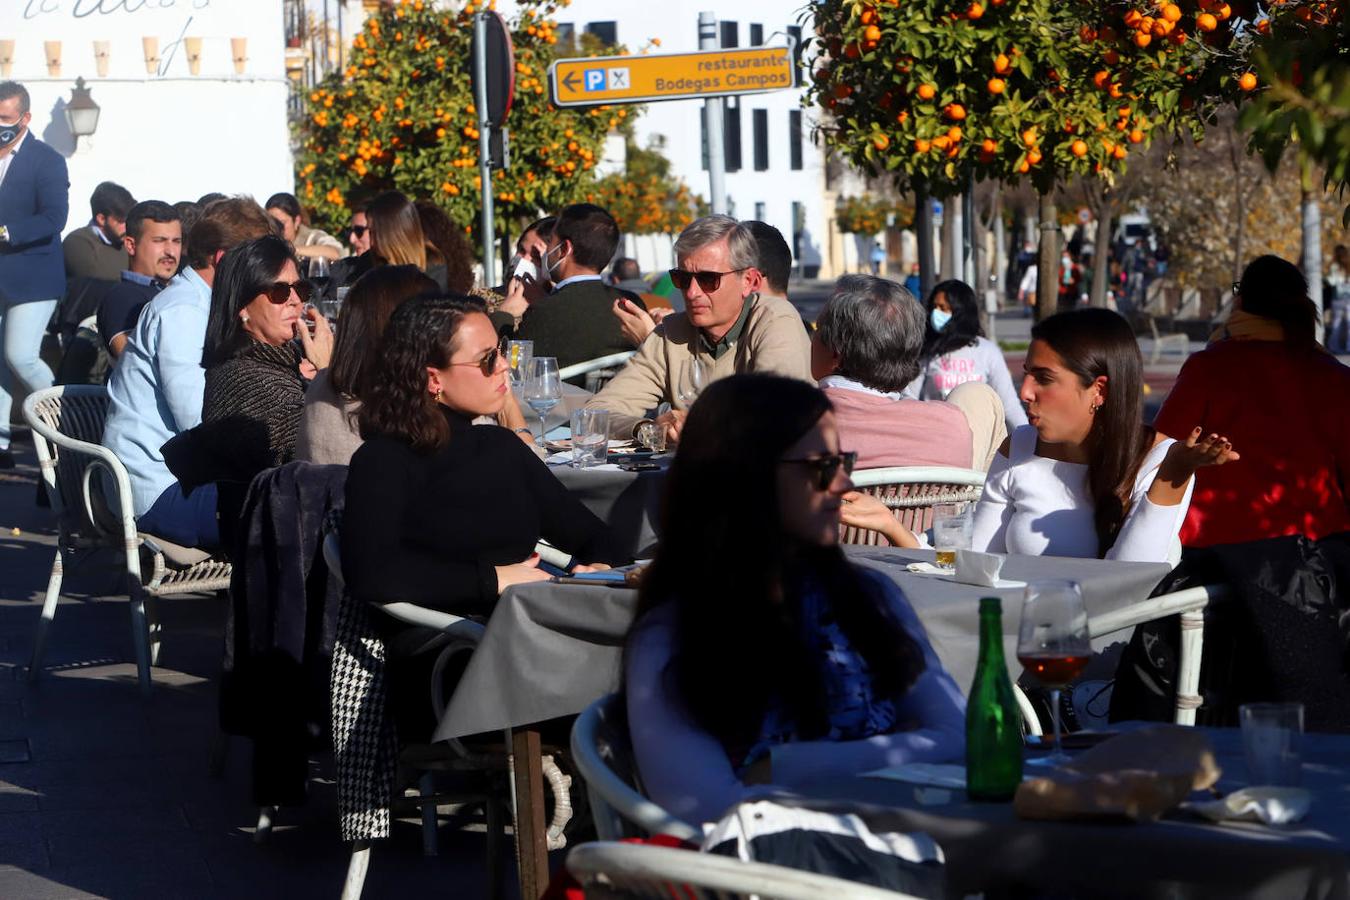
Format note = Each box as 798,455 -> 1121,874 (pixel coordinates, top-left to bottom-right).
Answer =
620,462 -> 660,472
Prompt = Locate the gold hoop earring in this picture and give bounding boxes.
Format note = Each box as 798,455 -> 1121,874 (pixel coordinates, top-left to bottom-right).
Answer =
434,388 -> 443,403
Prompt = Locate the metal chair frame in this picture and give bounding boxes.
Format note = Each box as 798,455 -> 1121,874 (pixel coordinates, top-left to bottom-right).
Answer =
559,351 -> 637,392
22,385 -> 232,694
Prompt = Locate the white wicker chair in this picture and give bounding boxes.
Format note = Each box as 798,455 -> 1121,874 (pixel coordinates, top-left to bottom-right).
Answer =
566,842 -> 927,900
22,385 -> 232,695
841,466 -> 987,546
571,694 -> 700,842
559,351 -> 637,392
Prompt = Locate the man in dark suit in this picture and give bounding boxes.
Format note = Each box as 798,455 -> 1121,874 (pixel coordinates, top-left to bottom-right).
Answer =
0,81 -> 70,468
506,203 -> 644,379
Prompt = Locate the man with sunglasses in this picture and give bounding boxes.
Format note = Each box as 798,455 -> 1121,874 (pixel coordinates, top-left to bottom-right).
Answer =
347,206 -> 371,256
584,215 -> 812,444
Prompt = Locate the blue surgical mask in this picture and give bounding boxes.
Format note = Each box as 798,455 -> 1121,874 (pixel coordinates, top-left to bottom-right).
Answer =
931,309 -> 952,331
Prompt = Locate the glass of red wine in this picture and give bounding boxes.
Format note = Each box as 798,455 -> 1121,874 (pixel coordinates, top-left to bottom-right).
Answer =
1017,579 -> 1091,763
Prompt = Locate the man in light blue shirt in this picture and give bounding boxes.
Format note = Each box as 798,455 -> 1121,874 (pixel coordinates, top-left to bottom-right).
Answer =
102,198 -> 275,548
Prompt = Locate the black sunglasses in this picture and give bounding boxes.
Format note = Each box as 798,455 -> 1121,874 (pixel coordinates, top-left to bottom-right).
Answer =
349,224 -> 368,238
450,347 -> 502,377
263,280 -> 313,304
780,452 -> 857,491
669,267 -> 747,293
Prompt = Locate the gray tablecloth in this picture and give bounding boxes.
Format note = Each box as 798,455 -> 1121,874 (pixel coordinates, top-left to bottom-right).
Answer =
435,546 -> 1171,741
802,728 -> 1350,900
549,459 -> 668,559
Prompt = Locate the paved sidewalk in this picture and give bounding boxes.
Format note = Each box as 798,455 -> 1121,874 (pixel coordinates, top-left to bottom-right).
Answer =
0,436 -> 496,898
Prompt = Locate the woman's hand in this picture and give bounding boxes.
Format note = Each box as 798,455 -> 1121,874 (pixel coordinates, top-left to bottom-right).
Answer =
498,276 -> 531,318
571,563 -> 612,574
496,389 -> 535,446
613,297 -> 657,347
494,554 -> 552,594
841,491 -> 920,548
1148,427 -> 1240,507
296,307 -> 334,371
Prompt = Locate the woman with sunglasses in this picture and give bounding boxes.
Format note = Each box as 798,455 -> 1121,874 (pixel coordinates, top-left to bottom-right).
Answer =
623,374 -> 964,826
198,234 -> 333,481
344,293 -> 624,617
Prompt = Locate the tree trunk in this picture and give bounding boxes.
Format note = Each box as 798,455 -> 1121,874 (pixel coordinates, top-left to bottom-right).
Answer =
1301,156 -> 1324,342
1090,194 -> 1113,308
916,186 -> 936,300
1036,190 -> 1059,320
1230,138 -> 1247,285
940,198 -> 958,282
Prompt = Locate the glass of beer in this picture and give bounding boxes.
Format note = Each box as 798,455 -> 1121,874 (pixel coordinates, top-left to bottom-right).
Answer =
932,503 -> 971,569
508,340 -> 533,386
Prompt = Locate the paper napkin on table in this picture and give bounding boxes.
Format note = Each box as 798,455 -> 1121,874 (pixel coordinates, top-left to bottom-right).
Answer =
904,551 -> 1025,588
1185,787 -> 1311,826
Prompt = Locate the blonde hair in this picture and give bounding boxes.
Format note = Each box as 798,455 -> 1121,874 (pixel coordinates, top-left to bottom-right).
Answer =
367,191 -> 428,270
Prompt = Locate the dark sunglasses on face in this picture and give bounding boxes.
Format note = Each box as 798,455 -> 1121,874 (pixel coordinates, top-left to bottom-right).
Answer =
669,267 -> 747,293
780,451 -> 858,491
450,347 -> 502,377
349,224 -> 368,239
263,280 -> 313,304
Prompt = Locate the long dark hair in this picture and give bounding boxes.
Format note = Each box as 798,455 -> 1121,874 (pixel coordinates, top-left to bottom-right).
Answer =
357,295 -> 479,453
329,265 -> 439,398
415,200 -> 475,294
1032,308 -> 1151,556
1237,254 -> 1319,347
626,375 -> 927,758
201,234 -> 298,368
921,279 -> 983,359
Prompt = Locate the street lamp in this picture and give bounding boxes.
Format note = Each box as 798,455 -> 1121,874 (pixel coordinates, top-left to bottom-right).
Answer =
63,77 -> 100,147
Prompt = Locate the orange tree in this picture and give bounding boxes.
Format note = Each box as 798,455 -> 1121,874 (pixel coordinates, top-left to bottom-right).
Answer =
804,0 -> 1247,314
835,194 -> 913,233
294,0 -> 621,240
586,136 -> 707,236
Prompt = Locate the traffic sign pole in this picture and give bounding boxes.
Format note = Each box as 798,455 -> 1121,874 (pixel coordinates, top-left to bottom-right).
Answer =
698,12 -> 727,216
475,11 -> 495,284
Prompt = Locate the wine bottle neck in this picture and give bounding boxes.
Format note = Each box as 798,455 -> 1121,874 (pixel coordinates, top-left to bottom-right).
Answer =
977,610 -> 1005,668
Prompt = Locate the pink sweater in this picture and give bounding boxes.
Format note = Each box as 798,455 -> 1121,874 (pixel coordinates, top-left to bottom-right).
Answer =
824,387 -> 973,470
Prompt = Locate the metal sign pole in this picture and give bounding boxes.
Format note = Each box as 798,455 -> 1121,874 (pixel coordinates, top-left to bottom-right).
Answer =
475,11 -> 495,284
698,12 -> 727,216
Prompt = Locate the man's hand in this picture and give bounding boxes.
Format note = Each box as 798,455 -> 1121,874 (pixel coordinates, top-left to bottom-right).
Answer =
613,297 -> 657,347
654,408 -> 687,446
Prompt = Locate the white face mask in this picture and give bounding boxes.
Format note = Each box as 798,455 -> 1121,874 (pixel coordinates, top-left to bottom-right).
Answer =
543,243 -> 567,277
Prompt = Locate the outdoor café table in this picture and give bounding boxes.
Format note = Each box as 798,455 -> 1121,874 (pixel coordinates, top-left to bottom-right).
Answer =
801,728 -> 1350,900
433,546 -> 1173,898
545,454 -> 671,559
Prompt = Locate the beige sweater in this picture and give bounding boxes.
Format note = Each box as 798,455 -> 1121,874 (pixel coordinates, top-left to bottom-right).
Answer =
585,292 -> 813,437
296,368 -> 364,466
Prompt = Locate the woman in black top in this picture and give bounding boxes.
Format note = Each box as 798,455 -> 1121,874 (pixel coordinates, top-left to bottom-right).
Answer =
200,234 -> 333,475
343,295 -> 625,618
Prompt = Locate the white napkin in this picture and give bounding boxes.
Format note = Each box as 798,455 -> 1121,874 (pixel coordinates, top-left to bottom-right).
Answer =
865,762 -> 969,789
1186,787 -> 1311,826
904,551 -> 1025,588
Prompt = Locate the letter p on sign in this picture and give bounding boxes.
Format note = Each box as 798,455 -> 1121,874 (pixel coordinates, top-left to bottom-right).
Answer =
584,69 -> 606,91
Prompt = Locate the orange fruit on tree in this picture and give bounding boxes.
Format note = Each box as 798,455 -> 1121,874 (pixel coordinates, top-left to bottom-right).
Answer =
994,53 -> 1011,74
1070,139 -> 1088,157
1112,144 -> 1127,160
1079,25 -> 1097,42
1118,105 -> 1132,118
981,138 -> 997,153
988,77 -> 1006,94
844,42 -> 861,58
1170,29 -> 1187,45
1161,3 -> 1181,22
1022,127 -> 1038,147
967,2 -> 985,19
1255,18 -> 1270,34
896,110 -> 909,124
1108,83 -> 1124,98
1214,2 -> 1231,20
917,83 -> 937,100
1027,148 -> 1043,165
932,135 -> 951,150
1238,72 -> 1257,91
915,138 -> 931,153
1124,10 -> 1142,28
1017,159 -> 1030,174
1128,128 -> 1144,143
1139,16 -> 1155,32
860,7 -> 878,24
1092,70 -> 1111,89
947,126 -> 963,141
864,25 -> 882,41
1063,119 -> 1075,133
1134,31 -> 1151,47
1104,49 -> 1121,65
1196,12 -> 1218,31
945,103 -> 967,120
1151,19 -> 1171,37
1099,25 -> 1118,42
873,133 -> 890,150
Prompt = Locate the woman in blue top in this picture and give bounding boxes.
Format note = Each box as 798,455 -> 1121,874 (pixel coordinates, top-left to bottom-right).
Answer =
908,279 -> 1028,431
623,375 -> 965,826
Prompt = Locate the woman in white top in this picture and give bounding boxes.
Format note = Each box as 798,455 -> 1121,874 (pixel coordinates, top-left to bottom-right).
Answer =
845,308 -> 1239,564
907,279 -> 1028,431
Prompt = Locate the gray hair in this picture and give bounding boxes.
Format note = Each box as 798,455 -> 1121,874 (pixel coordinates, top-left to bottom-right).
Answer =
816,274 -> 925,392
673,215 -> 759,272
0,81 -> 30,116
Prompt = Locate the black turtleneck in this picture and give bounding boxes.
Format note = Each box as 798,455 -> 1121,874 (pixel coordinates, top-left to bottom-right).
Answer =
342,406 -> 627,616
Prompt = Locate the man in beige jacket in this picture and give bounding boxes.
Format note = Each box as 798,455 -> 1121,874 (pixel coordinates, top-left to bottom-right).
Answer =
586,215 -> 812,442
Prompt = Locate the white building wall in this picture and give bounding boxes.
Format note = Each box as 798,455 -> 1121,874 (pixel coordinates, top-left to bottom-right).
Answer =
500,0 -> 833,277
6,0 -> 293,234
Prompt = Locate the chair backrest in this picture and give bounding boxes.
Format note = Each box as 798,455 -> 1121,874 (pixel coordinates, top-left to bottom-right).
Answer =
566,842 -> 924,900
559,351 -> 638,383
22,385 -> 131,544
570,694 -> 700,842
841,466 -> 986,546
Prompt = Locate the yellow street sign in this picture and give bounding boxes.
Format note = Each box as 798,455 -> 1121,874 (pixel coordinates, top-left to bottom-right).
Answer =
549,45 -> 796,107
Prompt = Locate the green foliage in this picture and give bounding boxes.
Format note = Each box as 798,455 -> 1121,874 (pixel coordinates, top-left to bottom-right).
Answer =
834,194 -> 912,233
584,137 -> 707,235
293,0 -> 629,238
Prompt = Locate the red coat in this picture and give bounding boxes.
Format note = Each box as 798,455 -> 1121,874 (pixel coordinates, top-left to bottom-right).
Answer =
1154,340 -> 1350,547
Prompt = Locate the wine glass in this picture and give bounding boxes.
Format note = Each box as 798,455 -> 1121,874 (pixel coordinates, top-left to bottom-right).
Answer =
677,357 -> 710,407
1016,579 -> 1091,764
307,256 -> 330,282
523,356 -> 562,445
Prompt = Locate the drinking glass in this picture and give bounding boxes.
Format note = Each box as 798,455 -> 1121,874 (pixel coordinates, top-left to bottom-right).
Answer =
1017,579 -> 1091,763
508,340 -> 534,386
524,357 -> 562,445
307,256 -> 330,282
677,357 -> 710,407
636,421 -> 667,453
931,503 -> 971,570
1241,702 -> 1303,786
570,408 -> 609,468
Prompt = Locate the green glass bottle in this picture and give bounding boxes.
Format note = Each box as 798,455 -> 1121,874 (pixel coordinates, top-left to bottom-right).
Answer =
966,596 -> 1023,801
